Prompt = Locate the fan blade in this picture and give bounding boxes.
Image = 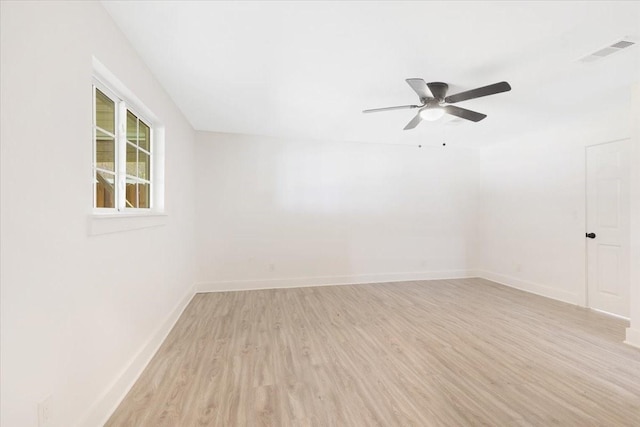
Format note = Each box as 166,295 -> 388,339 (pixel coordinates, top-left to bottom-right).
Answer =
406,78 -> 433,100
363,105 -> 420,113
403,113 -> 422,130
444,105 -> 487,122
444,81 -> 511,104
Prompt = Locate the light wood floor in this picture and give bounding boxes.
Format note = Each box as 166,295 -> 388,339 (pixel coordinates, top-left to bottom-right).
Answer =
106,278 -> 640,426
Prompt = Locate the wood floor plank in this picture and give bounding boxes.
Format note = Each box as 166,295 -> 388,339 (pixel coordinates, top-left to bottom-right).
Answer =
106,278 -> 640,426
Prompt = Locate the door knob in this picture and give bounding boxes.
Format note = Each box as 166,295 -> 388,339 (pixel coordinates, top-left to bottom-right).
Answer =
586,232 -> 596,239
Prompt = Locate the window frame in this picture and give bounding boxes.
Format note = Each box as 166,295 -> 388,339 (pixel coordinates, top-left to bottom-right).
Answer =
123,105 -> 153,209
92,82 -> 120,212
92,76 -> 160,215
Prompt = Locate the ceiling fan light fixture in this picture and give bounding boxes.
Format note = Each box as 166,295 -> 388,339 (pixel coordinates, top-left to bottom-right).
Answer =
419,107 -> 445,121
363,79 -> 511,129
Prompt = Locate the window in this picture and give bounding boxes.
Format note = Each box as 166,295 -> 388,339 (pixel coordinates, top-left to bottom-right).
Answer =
93,83 -> 154,211
125,111 -> 151,208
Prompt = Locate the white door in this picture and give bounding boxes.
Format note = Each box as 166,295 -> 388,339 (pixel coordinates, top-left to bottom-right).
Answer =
586,139 -> 631,318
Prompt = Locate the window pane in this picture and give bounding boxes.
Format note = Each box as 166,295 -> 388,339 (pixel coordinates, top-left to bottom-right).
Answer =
138,183 -> 150,208
126,110 -> 138,143
126,143 -> 137,177
95,89 -> 115,133
139,121 -> 150,151
125,180 -> 138,208
95,171 -> 115,208
139,151 -> 150,180
95,130 -> 115,172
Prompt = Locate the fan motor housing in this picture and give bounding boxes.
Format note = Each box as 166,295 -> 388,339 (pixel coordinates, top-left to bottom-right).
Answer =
427,82 -> 449,101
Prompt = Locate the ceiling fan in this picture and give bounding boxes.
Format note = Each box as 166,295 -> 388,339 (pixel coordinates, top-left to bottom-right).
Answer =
363,79 -> 511,130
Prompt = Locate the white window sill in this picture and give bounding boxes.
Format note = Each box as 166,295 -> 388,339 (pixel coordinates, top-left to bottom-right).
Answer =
89,212 -> 167,235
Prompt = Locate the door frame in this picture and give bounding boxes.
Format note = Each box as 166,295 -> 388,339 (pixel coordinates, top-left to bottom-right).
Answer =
584,137 -> 632,318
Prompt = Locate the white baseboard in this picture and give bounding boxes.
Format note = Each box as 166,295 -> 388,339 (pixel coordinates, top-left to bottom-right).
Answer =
77,283 -> 196,427
476,270 -> 582,306
625,327 -> 640,349
196,270 -> 475,293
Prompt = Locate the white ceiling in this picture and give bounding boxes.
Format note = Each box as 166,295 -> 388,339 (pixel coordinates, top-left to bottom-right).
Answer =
102,1 -> 640,147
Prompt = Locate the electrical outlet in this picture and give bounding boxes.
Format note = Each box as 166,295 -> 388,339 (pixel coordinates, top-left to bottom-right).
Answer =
38,396 -> 52,426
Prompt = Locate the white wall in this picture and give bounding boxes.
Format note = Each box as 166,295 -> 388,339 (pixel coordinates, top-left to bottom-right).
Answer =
477,100 -> 634,306
195,132 -> 478,290
0,2 -> 197,426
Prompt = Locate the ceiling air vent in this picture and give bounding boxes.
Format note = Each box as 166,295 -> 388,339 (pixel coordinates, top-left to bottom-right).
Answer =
580,39 -> 636,63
